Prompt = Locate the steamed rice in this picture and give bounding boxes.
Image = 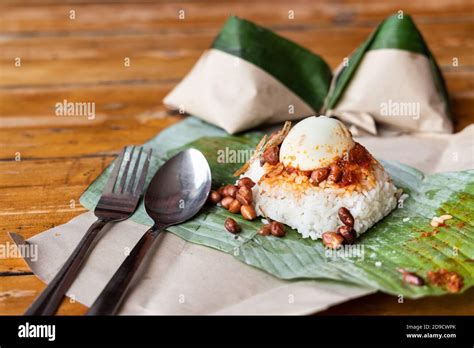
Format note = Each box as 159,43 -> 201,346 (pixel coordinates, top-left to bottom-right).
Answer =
244,160 -> 398,240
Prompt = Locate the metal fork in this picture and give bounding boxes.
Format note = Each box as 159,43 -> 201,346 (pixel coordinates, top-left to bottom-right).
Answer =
24,146 -> 152,316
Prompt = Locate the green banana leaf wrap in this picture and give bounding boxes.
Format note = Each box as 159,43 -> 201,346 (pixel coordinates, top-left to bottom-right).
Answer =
212,16 -> 332,112
325,14 -> 452,120
81,118 -> 473,298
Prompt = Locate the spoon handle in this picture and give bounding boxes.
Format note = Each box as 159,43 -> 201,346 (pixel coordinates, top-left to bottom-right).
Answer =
87,225 -> 163,315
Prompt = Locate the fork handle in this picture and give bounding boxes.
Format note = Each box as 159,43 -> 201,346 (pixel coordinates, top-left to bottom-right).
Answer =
87,225 -> 162,315
24,218 -> 108,316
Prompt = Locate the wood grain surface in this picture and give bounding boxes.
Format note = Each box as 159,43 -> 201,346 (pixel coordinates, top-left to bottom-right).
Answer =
0,0 -> 473,315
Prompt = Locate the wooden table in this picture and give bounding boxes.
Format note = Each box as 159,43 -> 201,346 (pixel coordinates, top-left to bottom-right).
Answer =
1,0 -> 473,315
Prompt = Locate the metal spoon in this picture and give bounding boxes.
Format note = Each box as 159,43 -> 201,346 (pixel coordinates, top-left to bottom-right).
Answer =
87,148 -> 211,315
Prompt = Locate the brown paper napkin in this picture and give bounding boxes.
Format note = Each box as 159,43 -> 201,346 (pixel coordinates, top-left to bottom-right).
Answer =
11,216 -> 371,315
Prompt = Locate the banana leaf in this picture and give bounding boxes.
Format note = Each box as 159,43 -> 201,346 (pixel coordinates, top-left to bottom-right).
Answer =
80,118 -> 473,298
213,16 -> 332,112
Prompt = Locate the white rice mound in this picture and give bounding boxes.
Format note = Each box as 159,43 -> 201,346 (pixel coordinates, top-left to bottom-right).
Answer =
243,161 -> 398,240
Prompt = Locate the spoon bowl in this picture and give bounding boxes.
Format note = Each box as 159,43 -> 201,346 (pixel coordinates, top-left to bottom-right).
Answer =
145,148 -> 211,226
88,148 -> 212,315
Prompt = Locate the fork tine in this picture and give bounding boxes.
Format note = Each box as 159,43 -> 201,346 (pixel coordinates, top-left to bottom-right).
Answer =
118,146 -> 134,193
133,149 -> 152,196
103,147 -> 127,194
125,147 -> 144,194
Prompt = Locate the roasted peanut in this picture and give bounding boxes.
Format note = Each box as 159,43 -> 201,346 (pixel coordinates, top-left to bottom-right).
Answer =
338,207 -> 354,227
236,185 -> 253,205
223,184 -> 238,198
310,167 -> 330,185
228,199 -> 242,214
208,191 -> 221,204
328,164 -> 342,183
238,177 -> 255,188
403,272 -> 425,286
337,225 -> 357,244
262,146 -> 279,165
220,196 -> 234,209
241,204 -> 257,220
270,221 -> 286,237
258,224 -> 271,236
224,218 -> 241,234
322,232 -> 344,249
398,269 -> 425,286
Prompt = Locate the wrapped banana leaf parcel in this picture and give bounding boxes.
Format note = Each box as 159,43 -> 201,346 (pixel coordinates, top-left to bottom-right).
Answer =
324,14 -> 453,135
164,16 -> 332,134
